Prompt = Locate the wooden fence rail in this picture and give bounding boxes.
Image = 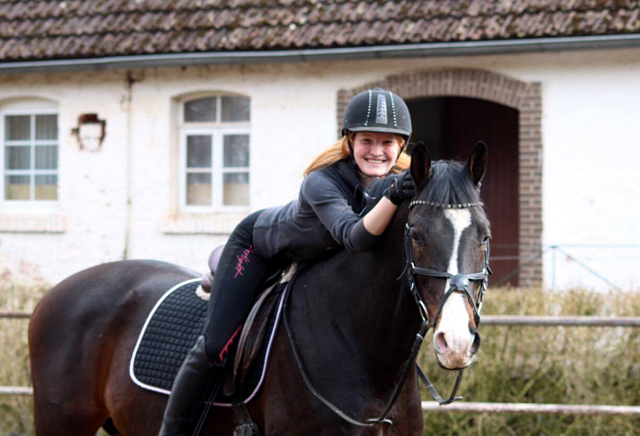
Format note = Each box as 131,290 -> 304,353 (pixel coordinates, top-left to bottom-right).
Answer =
4,390 -> 640,417
0,311 -> 31,319
0,386 -> 33,396
422,402 -> 640,415
7,311 -> 640,327
482,315 -> 640,327
7,313 -> 640,326
3,313 -> 640,418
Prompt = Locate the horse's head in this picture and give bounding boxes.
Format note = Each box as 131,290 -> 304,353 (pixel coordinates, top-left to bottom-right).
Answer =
407,142 -> 490,370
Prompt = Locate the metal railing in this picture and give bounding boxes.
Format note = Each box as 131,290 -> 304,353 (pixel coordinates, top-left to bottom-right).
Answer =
491,243 -> 640,290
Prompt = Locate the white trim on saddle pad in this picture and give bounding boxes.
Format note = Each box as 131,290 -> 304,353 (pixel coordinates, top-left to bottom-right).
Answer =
129,265 -> 296,407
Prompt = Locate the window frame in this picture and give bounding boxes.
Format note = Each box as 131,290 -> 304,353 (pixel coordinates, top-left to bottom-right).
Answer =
0,106 -> 59,209
177,94 -> 250,213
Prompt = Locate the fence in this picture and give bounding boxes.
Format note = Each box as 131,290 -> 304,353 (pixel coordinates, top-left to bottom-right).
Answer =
492,243 -> 640,290
3,312 -> 640,417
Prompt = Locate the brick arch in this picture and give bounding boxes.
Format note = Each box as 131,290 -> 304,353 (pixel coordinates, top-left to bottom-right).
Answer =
338,69 -> 543,287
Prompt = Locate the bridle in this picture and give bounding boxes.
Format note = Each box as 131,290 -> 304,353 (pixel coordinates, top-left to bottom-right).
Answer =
283,199 -> 491,428
405,199 -> 491,330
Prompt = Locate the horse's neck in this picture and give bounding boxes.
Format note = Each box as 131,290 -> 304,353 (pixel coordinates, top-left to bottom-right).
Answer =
304,206 -> 419,366
362,207 -> 420,356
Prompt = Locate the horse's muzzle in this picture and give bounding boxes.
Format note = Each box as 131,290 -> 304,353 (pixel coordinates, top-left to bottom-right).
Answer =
433,327 -> 480,370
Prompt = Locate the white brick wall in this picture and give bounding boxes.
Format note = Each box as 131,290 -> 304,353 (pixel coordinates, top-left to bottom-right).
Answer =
1,49 -> 639,289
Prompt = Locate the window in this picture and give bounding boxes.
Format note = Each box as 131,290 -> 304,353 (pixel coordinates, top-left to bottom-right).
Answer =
179,95 -> 250,210
0,99 -> 59,204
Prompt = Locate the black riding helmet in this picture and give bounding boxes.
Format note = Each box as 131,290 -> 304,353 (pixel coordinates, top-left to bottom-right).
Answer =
342,88 -> 412,144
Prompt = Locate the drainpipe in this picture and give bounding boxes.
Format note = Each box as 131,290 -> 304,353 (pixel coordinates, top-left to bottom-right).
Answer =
122,71 -> 141,260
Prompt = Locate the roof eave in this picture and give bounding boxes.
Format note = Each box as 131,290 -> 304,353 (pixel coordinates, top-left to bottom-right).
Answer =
2,34 -> 640,74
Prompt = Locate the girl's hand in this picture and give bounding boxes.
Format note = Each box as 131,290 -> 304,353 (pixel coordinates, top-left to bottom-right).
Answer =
383,172 -> 415,205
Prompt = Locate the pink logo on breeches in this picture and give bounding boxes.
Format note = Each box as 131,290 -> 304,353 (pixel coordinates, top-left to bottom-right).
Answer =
234,245 -> 255,278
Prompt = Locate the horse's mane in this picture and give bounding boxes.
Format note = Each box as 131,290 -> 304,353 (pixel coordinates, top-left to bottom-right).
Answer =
421,160 -> 489,225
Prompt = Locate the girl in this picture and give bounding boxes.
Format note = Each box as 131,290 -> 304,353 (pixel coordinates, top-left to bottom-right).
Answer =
159,88 -> 414,435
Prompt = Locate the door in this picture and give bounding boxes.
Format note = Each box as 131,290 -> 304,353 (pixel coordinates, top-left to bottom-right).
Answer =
407,97 -> 519,286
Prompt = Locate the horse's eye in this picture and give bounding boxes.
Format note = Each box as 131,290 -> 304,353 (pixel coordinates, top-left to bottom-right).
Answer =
411,232 -> 423,244
481,235 -> 491,245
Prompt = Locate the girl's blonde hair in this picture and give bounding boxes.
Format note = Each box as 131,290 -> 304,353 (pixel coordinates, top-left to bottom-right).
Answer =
303,132 -> 411,176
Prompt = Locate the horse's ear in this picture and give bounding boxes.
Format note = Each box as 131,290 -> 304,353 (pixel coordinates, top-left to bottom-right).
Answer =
467,141 -> 488,186
410,142 -> 431,190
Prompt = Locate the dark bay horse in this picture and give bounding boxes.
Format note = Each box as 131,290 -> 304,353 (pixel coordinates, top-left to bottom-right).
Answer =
28,143 -> 490,435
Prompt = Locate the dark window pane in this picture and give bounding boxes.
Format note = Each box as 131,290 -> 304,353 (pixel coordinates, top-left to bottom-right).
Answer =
35,114 -> 58,140
223,172 -> 249,206
186,135 -> 212,168
6,115 -> 30,140
35,145 -> 58,169
184,97 -> 217,122
221,96 -> 250,122
186,173 -> 212,206
35,175 -> 57,200
5,146 -> 30,170
5,175 -> 30,200
223,135 -> 249,167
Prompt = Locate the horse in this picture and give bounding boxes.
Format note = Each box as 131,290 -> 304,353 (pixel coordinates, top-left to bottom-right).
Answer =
28,142 -> 491,436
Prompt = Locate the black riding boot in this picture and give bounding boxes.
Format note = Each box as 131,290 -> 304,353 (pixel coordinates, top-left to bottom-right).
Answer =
158,335 -> 223,436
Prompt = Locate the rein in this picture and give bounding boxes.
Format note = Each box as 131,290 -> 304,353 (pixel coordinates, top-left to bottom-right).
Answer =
283,200 -> 491,428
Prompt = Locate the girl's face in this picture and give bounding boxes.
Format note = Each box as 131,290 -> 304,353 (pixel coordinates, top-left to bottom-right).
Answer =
352,131 -> 401,178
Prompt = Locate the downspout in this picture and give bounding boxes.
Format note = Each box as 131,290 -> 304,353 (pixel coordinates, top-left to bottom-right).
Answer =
122,71 -> 140,260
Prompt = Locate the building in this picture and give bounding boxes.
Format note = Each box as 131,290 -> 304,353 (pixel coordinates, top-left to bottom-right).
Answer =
1,1 -> 639,289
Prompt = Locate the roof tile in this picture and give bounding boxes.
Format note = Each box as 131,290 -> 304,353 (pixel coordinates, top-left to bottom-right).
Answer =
1,0 -> 639,62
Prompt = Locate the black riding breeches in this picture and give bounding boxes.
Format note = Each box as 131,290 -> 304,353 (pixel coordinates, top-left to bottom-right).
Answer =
202,210 -> 280,364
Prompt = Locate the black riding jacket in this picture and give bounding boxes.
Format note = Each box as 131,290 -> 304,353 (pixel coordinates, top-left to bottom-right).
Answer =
252,159 -> 396,260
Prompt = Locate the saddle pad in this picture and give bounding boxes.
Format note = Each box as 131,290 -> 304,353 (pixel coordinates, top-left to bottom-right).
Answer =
129,277 -> 286,406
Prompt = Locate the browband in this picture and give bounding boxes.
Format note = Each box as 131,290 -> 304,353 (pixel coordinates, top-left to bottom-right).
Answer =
409,200 -> 484,209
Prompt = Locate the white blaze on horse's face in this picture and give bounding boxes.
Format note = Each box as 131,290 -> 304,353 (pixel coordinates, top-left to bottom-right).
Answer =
433,208 -> 476,369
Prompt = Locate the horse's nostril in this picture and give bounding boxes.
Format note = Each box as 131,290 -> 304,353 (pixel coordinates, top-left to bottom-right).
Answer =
434,331 -> 448,352
470,331 -> 481,354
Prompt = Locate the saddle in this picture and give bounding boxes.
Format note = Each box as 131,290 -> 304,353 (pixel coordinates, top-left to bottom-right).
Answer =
198,244 -> 225,294
131,245 -> 293,406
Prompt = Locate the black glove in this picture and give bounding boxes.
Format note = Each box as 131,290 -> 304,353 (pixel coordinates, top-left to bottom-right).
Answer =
383,171 -> 415,205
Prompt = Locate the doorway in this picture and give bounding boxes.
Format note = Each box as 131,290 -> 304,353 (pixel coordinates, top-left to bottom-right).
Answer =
407,97 -> 519,286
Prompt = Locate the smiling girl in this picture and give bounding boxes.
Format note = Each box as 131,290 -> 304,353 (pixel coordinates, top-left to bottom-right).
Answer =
159,88 -> 414,435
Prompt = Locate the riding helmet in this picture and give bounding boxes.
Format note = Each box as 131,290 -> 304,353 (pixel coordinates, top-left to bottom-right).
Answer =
341,88 -> 412,142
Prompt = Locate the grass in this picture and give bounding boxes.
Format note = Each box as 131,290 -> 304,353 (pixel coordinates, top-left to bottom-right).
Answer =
2,277 -> 640,435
